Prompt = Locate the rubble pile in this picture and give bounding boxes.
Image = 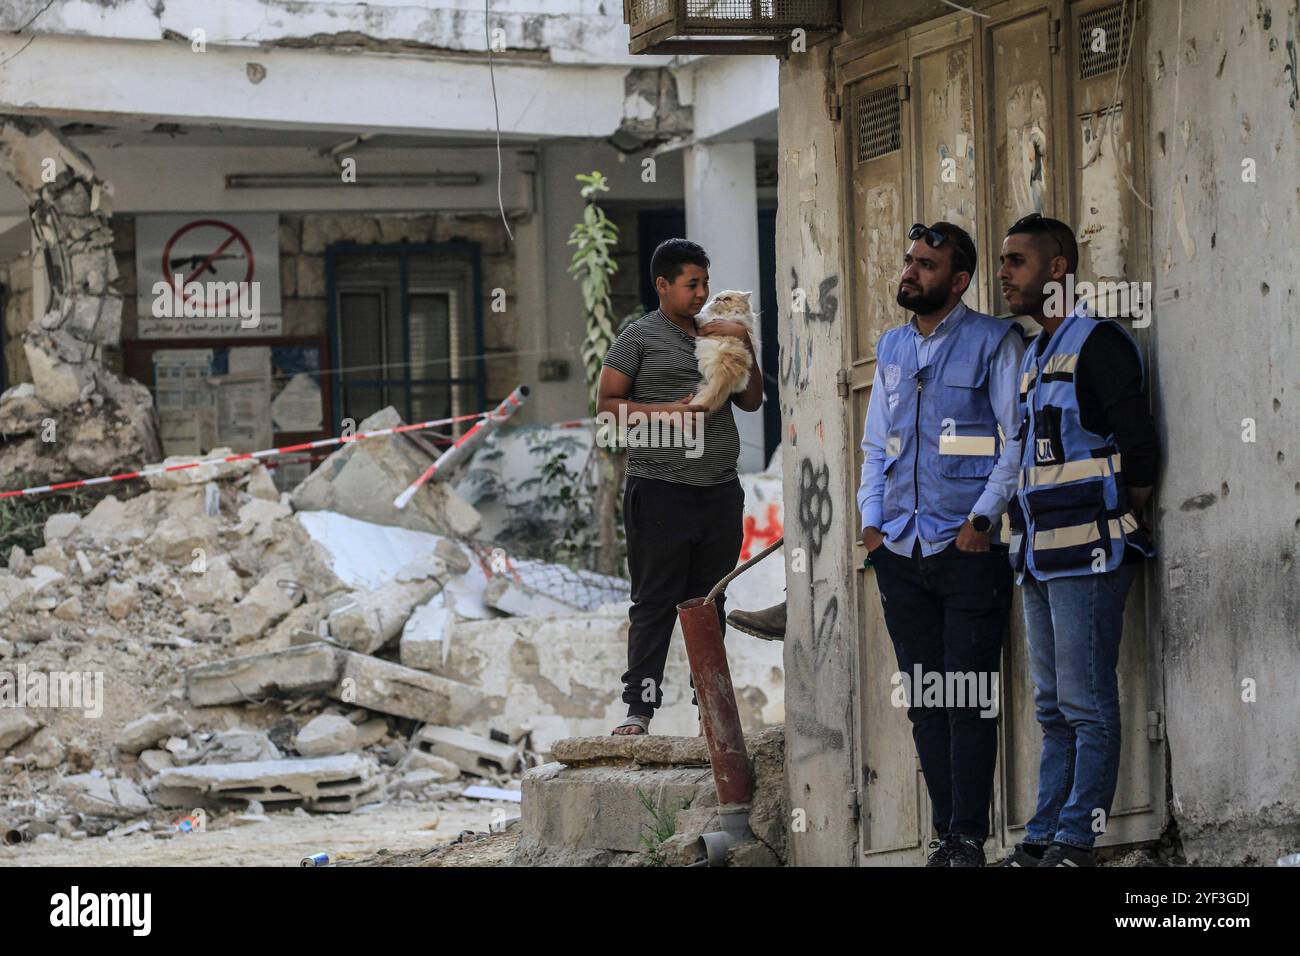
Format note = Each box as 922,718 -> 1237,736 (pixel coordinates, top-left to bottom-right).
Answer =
0,409 -> 632,851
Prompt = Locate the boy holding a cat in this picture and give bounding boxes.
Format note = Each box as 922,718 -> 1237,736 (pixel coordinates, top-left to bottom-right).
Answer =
598,238 -> 763,735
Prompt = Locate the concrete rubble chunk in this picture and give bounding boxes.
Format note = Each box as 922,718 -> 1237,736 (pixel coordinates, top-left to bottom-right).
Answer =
144,514 -> 219,564
43,512 -> 81,543
329,651 -> 484,724
327,578 -> 442,655
103,580 -> 138,620
353,717 -> 389,749
58,774 -> 153,819
147,754 -> 381,813
244,465 -> 280,501
0,711 -> 44,752
196,729 -> 282,764
399,750 -> 461,779
399,602 -> 455,672
227,563 -> 304,643
290,406 -> 482,537
294,714 -> 358,757
138,749 -> 174,774
185,642 -> 343,707
116,710 -> 191,755
181,554 -> 245,607
411,725 -> 520,777
145,448 -> 256,489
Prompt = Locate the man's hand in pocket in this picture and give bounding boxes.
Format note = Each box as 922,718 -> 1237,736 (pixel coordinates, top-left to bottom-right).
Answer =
862,526 -> 885,553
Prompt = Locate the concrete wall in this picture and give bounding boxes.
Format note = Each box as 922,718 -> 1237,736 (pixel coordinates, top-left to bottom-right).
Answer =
775,41 -> 860,866
1144,0 -> 1300,865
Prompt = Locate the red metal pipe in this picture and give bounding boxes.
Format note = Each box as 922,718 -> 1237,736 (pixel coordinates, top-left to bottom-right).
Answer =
677,596 -> 754,807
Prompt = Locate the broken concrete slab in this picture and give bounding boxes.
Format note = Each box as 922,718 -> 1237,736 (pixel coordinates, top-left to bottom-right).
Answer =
410,725 -> 520,777
147,754 -> 381,813
138,749 -> 173,775
185,642 -> 343,707
329,651 -> 484,724
294,714 -> 358,757
102,580 -> 138,620
290,407 -> 482,537
58,774 -> 153,819
483,575 -> 581,616
116,711 -> 191,755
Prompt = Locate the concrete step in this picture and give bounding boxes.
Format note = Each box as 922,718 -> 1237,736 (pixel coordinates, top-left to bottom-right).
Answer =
509,727 -> 787,866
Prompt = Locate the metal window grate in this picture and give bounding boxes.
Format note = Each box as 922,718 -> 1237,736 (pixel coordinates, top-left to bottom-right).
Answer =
629,0 -> 837,33
1079,4 -> 1126,79
856,86 -> 901,162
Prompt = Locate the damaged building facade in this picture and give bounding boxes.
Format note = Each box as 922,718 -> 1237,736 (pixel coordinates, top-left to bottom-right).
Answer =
0,0 -> 781,477
764,0 -> 1299,865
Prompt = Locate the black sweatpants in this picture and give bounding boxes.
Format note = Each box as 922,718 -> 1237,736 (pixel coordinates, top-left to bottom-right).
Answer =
621,475 -> 745,718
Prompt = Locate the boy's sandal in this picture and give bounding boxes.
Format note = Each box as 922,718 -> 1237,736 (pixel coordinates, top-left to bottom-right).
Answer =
611,715 -> 651,736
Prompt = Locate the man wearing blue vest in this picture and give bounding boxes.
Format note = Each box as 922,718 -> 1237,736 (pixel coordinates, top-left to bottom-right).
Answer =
994,214 -> 1159,868
858,221 -> 1025,867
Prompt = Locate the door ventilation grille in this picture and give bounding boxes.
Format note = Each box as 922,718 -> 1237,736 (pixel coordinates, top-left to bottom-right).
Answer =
856,86 -> 901,162
1079,4 -> 1126,79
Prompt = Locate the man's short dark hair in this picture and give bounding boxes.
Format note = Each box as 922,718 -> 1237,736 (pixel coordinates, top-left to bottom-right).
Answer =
651,238 -> 710,284
1005,213 -> 1079,272
929,220 -> 977,281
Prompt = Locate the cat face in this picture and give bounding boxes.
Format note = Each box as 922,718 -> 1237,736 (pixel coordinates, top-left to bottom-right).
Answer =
697,290 -> 754,325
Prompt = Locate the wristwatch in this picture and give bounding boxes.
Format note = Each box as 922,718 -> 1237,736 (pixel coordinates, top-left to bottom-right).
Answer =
968,511 -> 992,534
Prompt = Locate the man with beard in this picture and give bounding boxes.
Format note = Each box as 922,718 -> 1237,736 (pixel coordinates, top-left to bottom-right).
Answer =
857,221 -> 1025,866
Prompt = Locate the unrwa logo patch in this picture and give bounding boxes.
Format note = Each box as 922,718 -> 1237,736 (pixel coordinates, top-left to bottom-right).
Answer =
884,363 -> 901,392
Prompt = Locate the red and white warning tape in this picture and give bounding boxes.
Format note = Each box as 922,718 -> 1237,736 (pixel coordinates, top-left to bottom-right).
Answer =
0,410 -> 492,501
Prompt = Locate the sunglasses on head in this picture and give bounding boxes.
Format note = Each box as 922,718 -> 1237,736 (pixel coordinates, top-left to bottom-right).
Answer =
908,223 -> 973,274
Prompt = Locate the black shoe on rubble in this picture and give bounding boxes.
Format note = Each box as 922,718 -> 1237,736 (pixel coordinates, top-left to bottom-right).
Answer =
925,834 -> 960,866
996,842 -> 1047,867
947,835 -> 987,867
1038,841 -> 1097,867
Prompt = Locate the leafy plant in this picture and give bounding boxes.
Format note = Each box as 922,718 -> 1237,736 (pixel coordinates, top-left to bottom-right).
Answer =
637,787 -> 691,867
568,171 -> 620,416
0,478 -> 92,555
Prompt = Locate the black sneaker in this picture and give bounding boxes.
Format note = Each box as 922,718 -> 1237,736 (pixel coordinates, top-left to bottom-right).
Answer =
995,842 -> 1047,867
947,835 -> 986,867
1039,841 -> 1096,867
925,834 -> 959,866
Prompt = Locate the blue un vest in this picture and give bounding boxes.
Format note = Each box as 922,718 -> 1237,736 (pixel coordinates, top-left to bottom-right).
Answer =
1007,307 -> 1156,581
877,309 -> 1017,546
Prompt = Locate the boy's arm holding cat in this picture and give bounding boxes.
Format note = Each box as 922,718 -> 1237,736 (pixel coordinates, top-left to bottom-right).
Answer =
597,367 -> 708,419
697,320 -> 763,412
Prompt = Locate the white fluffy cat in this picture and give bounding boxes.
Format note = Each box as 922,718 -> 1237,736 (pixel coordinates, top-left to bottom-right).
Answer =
692,290 -> 756,414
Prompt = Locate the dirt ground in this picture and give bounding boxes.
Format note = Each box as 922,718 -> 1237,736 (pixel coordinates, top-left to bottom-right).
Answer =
0,801 -> 512,867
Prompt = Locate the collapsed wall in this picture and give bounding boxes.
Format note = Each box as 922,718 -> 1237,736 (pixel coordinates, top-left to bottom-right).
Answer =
0,115 -> 160,483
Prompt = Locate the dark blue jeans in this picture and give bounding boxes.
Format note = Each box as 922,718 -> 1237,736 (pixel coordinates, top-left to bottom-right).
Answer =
1021,563 -> 1137,849
873,541 -> 1012,842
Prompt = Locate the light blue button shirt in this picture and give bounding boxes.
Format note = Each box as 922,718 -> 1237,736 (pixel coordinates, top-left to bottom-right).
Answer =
857,301 -> 1025,557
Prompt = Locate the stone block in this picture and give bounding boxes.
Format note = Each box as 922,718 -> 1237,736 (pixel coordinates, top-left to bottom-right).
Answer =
117,711 -> 191,755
